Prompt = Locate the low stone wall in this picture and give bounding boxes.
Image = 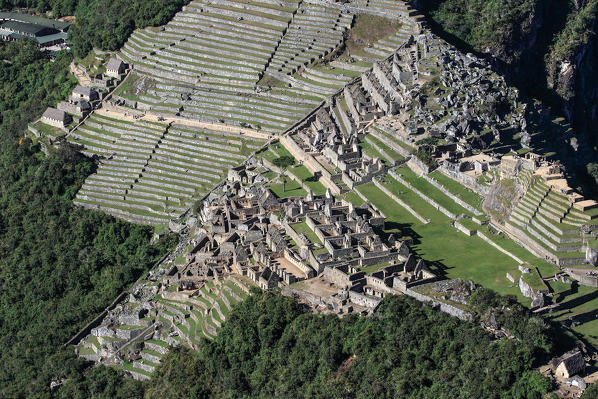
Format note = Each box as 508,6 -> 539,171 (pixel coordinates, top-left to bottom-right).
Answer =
348,291 -> 381,308
503,222 -> 558,263
454,221 -> 475,236
279,135 -> 341,195
368,127 -> 412,158
403,287 -> 473,321
565,269 -> 598,287
283,248 -> 315,278
371,178 -> 428,224
364,136 -> 396,165
389,169 -> 456,219
558,256 -> 588,267
408,157 -> 433,174
439,165 -> 490,196
421,173 -> 482,216
284,223 -> 309,248
476,231 -> 525,264
280,285 -> 337,309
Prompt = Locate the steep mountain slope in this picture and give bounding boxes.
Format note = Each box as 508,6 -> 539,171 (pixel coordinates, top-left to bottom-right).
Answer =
418,0 -> 598,156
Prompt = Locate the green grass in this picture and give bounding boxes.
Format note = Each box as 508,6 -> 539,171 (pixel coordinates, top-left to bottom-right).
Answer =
342,191 -> 365,207
428,170 -> 484,212
225,281 -> 248,299
357,183 -> 529,303
312,247 -> 329,256
371,126 -> 415,153
476,225 -> 559,277
381,176 -> 450,221
521,271 -> 547,291
267,179 -> 307,198
121,361 -> 152,376
550,283 -> 598,347
395,166 -> 473,217
78,346 -> 96,356
366,134 -> 404,162
289,165 -> 326,195
291,221 -> 321,245
112,72 -> 142,98
361,262 -> 391,274
33,121 -> 64,137
359,139 -> 389,164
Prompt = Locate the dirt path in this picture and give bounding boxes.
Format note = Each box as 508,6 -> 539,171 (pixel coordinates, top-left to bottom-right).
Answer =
95,103 -> 272,141
70,61 -> 91,86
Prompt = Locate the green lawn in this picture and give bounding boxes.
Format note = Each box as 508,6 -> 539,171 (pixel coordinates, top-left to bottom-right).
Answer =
357,182 -> 529,303
291,221 -> 322,244
371,125 -> 415,152
429,170 -> 484,212
289,165 -> 326,195
359,140 -> 389,164
550,282 -> 598,347
366,134 -> 404,161
342,191 -> 365,207
357,174 -> 598,343
272,142 -> 294,159
381,176 -> 450,221
267,179 -> 306,198
395,166 -> 473,217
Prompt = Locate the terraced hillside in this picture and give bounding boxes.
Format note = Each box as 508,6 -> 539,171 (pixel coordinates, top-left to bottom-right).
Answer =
506,176 -> 598,267
112,0 -> 419,129
77,274 -> 253,380
61,0 -> 421,226
70,114 -> 265,224
117,0 -> 324,132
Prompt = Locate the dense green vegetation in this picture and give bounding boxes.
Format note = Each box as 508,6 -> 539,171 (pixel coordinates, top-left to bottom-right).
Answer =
0,0 -> 189,58
0,40 -> 176,398
549,0 -> 598,65
419,0 -> 537,59
145,290 -> 556,398
0,40 -> 74,132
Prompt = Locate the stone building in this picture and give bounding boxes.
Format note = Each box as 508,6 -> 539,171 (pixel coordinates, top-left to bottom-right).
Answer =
41,107 -> 71,129
555,351 -> 585,379
106,58 -> 127,78
72,86 -> 99,102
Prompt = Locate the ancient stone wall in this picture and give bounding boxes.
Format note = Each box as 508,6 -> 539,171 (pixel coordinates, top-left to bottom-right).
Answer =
348,291 -> 382,308
372,178 -> 428,223
421,173 -> 482,215
403,287 -> 473,321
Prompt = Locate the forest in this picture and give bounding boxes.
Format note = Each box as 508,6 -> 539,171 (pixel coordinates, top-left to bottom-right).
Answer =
0,0 -> 189,57
0,40 -> 176,398
137,290 -> 558,399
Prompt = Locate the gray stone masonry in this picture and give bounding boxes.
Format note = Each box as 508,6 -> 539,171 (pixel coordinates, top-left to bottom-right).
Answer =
422,173 -> 482,216
372,178 -> 429,224
389,169 -> 457,219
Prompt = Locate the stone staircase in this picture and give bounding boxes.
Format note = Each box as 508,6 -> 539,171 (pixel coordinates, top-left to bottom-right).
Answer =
506,178 -> 596,267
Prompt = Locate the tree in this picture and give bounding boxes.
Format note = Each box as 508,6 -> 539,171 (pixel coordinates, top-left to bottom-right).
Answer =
272,155 -> 294,192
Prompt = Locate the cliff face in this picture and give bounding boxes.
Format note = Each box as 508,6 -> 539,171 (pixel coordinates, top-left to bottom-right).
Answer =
548,20 -> 598,139
420,0 -> 598,146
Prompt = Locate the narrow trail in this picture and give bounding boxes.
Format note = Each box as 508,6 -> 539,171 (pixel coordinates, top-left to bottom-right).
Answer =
70,61 -> 91,86
95,104 -> 272,141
